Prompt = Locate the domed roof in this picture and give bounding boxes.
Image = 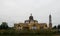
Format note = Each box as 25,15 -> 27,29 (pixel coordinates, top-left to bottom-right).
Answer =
29,14 -> 34,20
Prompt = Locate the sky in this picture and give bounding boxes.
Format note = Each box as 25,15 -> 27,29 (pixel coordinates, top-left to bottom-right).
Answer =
0,0 -> 60,27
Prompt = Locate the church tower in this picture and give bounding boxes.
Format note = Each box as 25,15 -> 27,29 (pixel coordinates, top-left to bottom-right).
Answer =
49,14 -> 52,29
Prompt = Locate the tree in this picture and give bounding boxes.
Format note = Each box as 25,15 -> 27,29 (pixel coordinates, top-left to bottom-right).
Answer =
0,22 -> 9,29
53,26 -> 57,29
58,25 -> 60,29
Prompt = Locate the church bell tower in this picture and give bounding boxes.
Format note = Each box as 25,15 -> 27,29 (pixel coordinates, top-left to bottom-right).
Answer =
49,14 -> 52,29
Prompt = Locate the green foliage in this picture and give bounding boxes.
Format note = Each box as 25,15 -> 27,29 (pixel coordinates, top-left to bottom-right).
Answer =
58,25 -> 60,29
0,29 -> 59,36
53,26 -> 57,29
0,22 -> 9,29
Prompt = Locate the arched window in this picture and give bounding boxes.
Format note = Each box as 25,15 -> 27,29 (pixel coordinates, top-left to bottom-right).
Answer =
17,25 -> 21,30
45,25 -> 47,27
31,24 -> 37,30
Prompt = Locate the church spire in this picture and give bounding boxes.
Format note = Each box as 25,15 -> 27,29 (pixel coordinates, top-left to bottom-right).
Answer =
49,13 -> 52,29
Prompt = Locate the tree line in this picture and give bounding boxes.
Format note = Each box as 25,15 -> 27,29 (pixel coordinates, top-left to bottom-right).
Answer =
53,25 -> 60,29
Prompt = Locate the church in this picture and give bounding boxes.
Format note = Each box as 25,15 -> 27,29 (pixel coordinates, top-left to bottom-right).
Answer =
14,14 -> 52,30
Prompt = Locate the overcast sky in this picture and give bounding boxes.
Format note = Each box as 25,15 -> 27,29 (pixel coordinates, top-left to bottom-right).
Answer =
0,0 -> 60,27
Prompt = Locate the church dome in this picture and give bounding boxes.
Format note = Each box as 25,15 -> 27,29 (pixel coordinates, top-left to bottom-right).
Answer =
29,14 -> 34,20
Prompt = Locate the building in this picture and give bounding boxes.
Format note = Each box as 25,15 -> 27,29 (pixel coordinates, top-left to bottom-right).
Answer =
14,14 -> 52,30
